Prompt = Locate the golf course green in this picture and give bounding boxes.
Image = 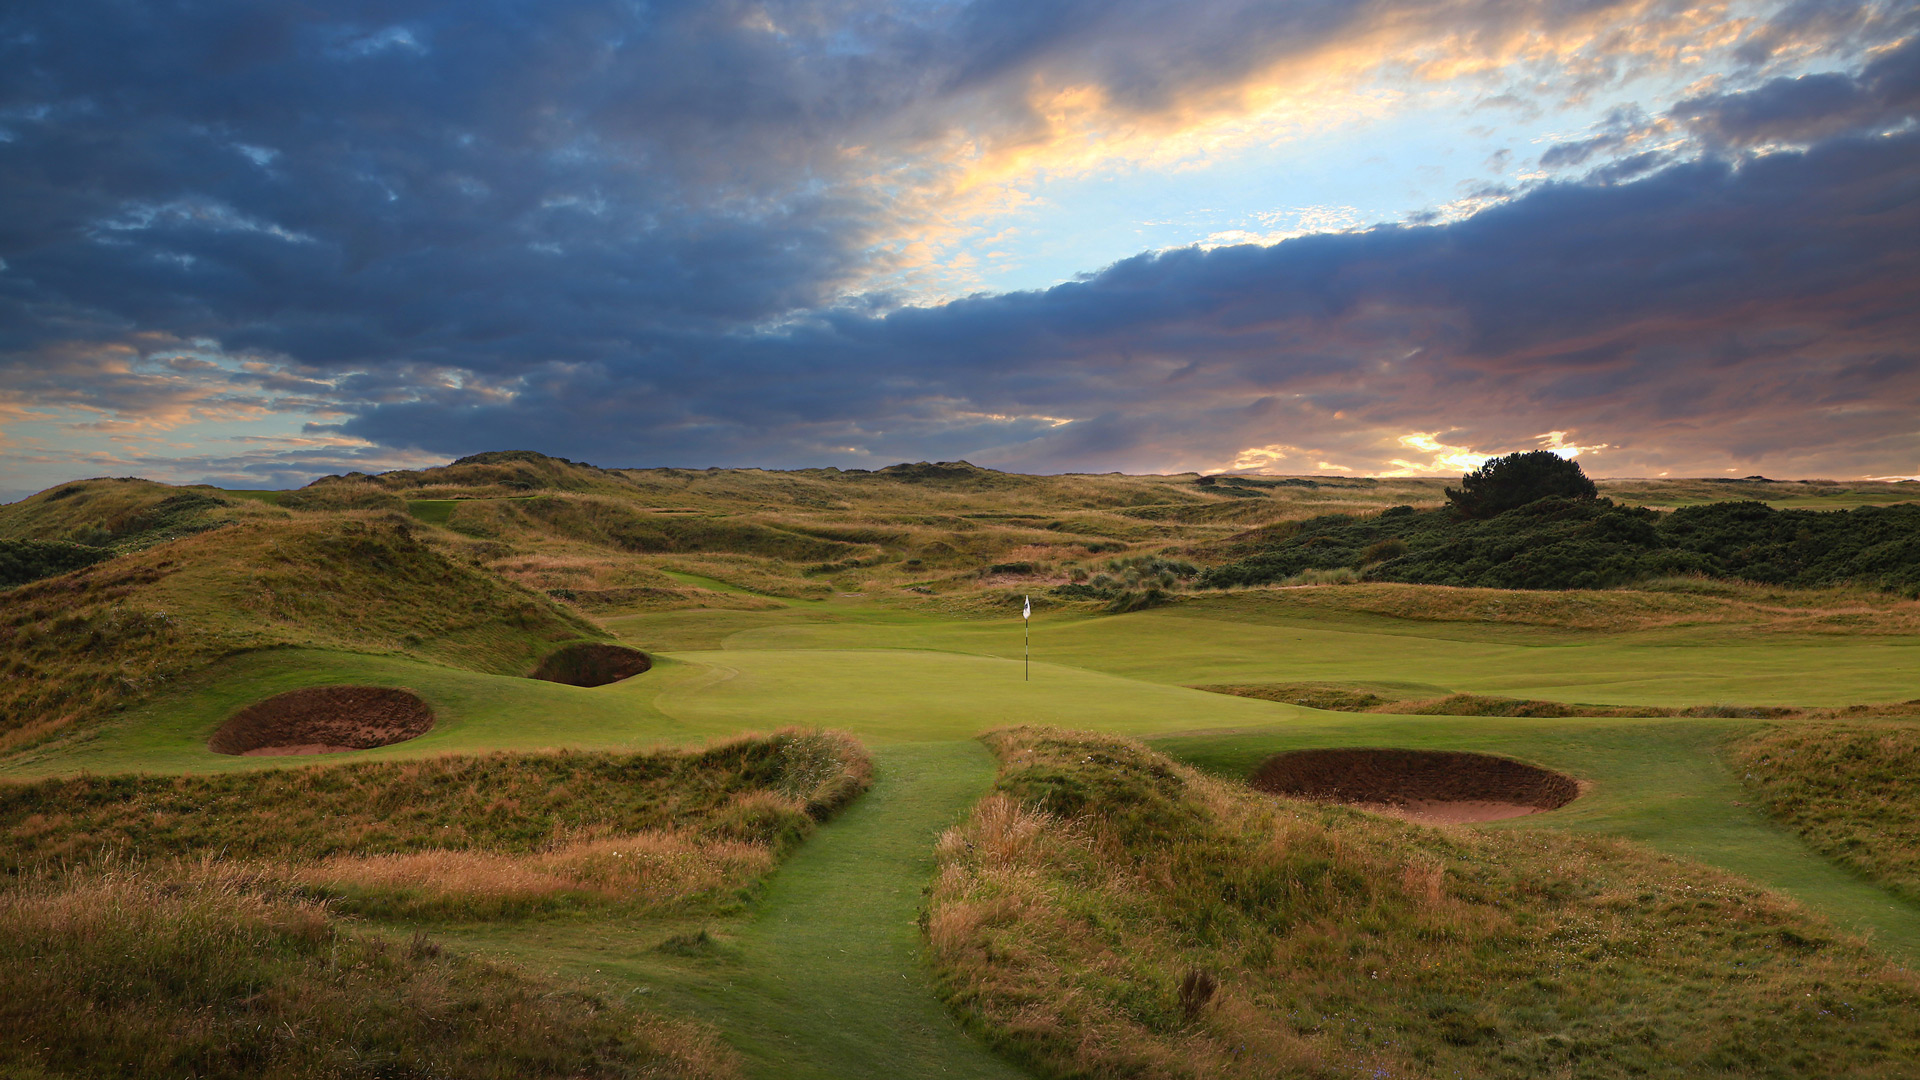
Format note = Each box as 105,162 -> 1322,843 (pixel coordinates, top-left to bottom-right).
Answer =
11,585 -> 1920,1077
8,456 -> 1920,1077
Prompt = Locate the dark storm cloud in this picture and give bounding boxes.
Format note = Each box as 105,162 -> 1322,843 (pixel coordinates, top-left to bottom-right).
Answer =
4,0 -> 1833,380
1674,34 -> 1920,146
342,101 -> 1920,474
3,0 -> 1918,479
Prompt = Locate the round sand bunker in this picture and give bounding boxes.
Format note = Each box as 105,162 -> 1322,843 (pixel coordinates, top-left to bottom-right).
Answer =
209,686 -> 434,756
529,642 -> 652,687
1250,748 -> 1580,824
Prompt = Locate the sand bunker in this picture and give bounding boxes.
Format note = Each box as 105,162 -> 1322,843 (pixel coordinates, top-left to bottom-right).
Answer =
209,686 -> 434,756
529,642 -> 653,687
1249,748 -> 1580,824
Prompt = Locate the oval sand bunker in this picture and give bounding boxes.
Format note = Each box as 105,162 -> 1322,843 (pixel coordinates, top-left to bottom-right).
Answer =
209,686 -> 434,756
529,642 -> 652,687
1250,748 -> 1579,824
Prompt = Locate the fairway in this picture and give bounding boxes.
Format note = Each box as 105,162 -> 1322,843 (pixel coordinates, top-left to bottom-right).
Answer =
11,587 -> 1920,1076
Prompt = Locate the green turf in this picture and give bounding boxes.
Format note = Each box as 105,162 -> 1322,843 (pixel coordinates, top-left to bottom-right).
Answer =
659,599 -> 1920,707
1150,715 -> 1920,965
429,742 -> 1028,1079
406,498 -> 459,525
0,649 -> 721,779
16,590 -> 1920,1076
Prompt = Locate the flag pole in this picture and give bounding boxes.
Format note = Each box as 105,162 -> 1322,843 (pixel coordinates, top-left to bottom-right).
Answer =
1023,594 -> 1031,682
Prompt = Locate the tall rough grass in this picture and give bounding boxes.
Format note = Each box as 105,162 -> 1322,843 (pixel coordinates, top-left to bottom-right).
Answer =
1,730 -> 872,919
0,863 -> 739,1079
0,514 -> 597,750
1183,579 -> 1920,636
928,727 -> 1920,1079
1194,683 -> 1813,718
1735,722 -> 1920,901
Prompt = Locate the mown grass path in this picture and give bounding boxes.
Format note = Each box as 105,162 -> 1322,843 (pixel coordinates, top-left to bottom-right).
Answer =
702,739 -> 1029,1079
431,739 -> 1029,1079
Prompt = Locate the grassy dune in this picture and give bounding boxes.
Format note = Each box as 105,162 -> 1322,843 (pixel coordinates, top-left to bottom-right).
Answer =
1735,723 -> 1920,902
0,513 -> 598,753
2,730 -> 869,920
1,731 -> 870,1078
930,728 -> 1920,1079
0,866 -> 740,1080
8,454 -> 1920,1078
0,477 -> 263,546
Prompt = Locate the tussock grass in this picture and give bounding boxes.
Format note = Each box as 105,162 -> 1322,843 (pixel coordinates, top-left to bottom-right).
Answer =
0,478 -> 266,548
929,727 -> 1920,1079
0,863 -> 740,1079
1182,580 -> 1920,635
1735,722 -> 1920,902
294,831 -> 779,919
1194,683 -> 1803,717
0,514 -> 596,750
1198,682 -> 1916,719
1,730 -> 871,919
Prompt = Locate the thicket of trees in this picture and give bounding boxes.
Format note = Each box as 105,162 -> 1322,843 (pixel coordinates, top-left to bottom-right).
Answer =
1203,458 -> 1920,594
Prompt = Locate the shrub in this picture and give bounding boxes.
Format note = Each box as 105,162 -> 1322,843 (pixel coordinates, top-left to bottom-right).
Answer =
0,539 -> 114,589
1445,450 -> 1597,519
1358,537 -> 1407,565
1200,498 -> 1920,593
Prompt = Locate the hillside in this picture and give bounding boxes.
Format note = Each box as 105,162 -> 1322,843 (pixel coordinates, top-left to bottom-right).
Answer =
0,511 -> 598,752
930,728 -> 1920,1079
5,453 -> 1918,753
1200,497 -> 1920,594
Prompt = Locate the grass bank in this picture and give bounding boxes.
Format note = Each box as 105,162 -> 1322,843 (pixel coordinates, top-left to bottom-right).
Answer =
428,741 -> 1030,1080
2,730 -> 869,921
1735,722 -> 1920,902
0,865 -> 739,1079
930,727 -> 1920,1079
0,514 -> 597,754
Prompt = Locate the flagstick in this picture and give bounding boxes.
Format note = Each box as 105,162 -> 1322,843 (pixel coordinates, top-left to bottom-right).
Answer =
1024,594 -> 1031,682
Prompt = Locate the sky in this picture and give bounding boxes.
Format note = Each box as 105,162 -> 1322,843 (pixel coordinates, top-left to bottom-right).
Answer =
2,0 -> 1917,496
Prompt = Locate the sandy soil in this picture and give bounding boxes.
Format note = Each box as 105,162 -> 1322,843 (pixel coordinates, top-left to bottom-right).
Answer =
529,642 -> 653,687
1349,799 -> 1545,824
1250,747 -> 1580,823
209,686 -> 434,756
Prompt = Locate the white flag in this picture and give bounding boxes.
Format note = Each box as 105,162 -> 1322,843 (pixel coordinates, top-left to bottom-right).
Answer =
1022,595 -> 1031,620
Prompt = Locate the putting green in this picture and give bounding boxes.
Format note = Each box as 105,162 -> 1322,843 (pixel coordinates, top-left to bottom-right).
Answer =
652,648 -> 1303,742
653,602 -> 1920,708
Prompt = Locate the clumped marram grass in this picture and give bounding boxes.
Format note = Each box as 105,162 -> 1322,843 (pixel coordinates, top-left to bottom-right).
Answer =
0,730 -> 872,1076
1194,682 -> 1810,718
1,729 -> 871,919
1734,722 -> 1920,902
0,864 -> 740,1080
0,513 -> 599,751
928,727 -> 1920,1079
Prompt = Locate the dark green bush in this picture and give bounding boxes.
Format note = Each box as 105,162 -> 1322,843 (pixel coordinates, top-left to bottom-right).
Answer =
1201,499 -> 1920,593
0,539 -> 114,589
1446,450 -> 1597,519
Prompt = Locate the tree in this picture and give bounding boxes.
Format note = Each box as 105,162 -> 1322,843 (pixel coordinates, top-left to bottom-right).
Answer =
1445,450 -> 1597,519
